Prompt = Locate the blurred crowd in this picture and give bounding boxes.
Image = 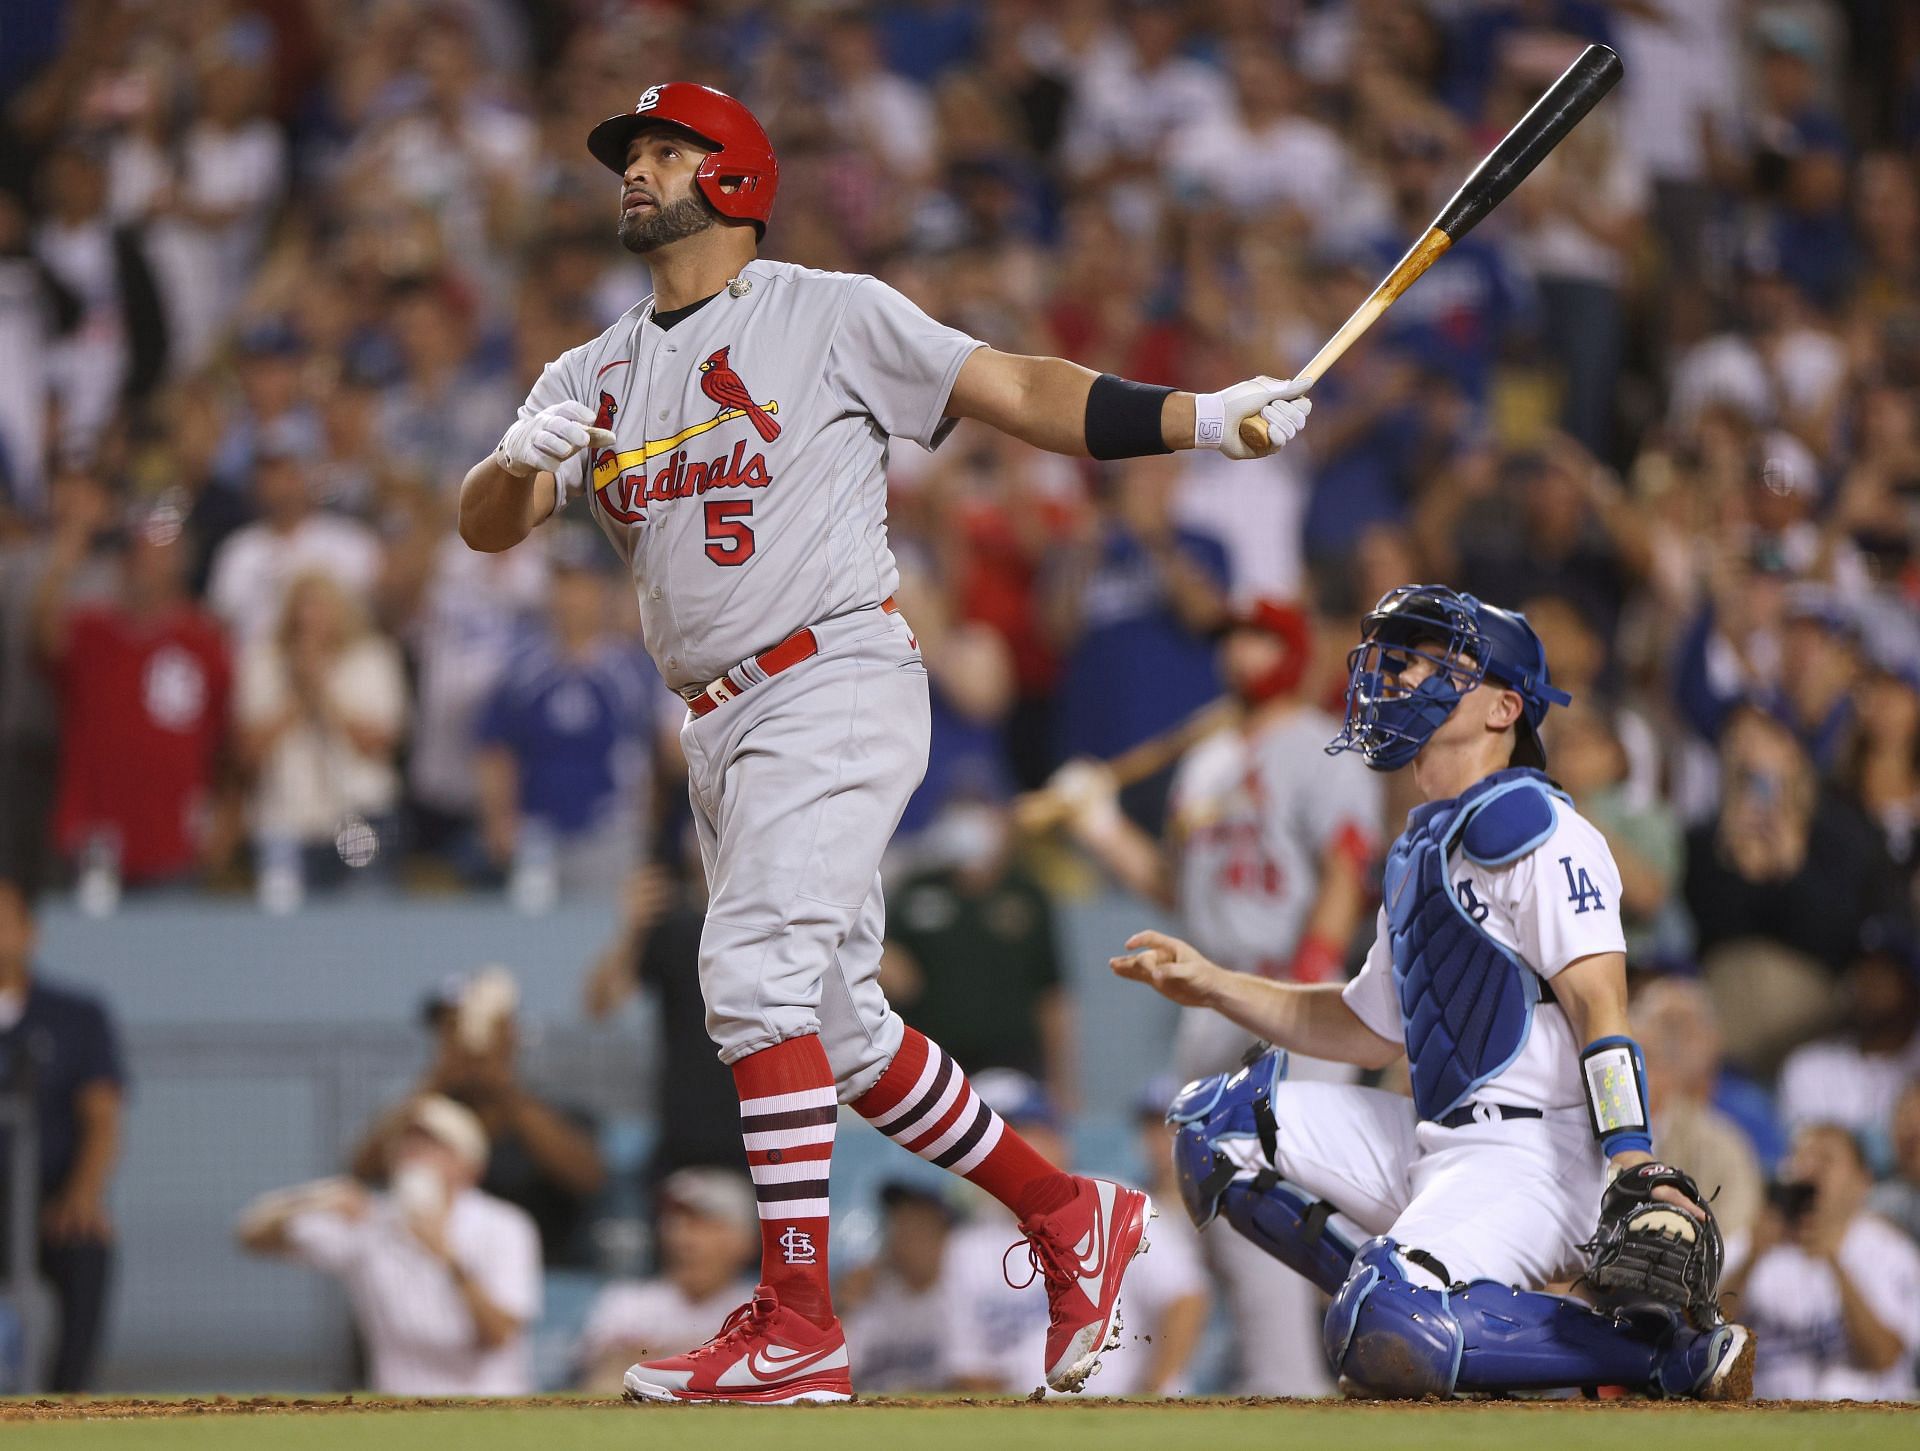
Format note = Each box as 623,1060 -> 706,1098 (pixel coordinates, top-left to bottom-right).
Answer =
3,0 -> 1920,1402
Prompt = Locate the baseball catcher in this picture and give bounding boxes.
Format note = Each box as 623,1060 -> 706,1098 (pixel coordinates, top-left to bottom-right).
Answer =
1112,585 -> 1752,1399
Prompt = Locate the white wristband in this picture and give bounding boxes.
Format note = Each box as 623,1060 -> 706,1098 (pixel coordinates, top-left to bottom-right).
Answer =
1193,392 -> 1227,451
494,439 -> 534,478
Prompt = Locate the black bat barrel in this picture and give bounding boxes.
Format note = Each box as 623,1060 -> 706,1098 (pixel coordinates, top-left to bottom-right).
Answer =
1433,43 -> 1623,243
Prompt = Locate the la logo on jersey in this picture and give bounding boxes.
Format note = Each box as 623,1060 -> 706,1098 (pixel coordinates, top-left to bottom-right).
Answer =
1560,856 -> 1605,914
778,1226 -> 817,1265
593,348 -> 781,525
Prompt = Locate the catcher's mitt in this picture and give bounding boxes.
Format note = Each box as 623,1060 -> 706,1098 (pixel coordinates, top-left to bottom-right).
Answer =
1584,1162 -> 1725,1326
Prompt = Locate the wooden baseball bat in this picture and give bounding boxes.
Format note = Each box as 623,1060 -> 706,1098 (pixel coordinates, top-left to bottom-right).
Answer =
1014,696 -> 1239,836
1240,42 -> 1624,451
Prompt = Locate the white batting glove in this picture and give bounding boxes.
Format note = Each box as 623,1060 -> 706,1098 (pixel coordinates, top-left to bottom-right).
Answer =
494,400 -> 616,478
1196,376 -> 1312,460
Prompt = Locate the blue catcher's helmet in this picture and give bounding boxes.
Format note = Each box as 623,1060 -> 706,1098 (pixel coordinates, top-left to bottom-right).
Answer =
1326,585 -> 1572,773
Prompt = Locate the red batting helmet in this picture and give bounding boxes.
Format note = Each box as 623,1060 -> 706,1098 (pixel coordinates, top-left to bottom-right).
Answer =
1230,598 -> 1312,704
587,83 -> 778,234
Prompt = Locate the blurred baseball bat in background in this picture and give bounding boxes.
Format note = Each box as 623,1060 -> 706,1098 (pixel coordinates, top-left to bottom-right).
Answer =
1014,696 -> 1238,836
1240,42 -> 1624,450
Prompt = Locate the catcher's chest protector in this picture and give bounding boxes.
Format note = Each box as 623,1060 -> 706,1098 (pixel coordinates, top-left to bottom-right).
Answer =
1385,768 -> 1571,1121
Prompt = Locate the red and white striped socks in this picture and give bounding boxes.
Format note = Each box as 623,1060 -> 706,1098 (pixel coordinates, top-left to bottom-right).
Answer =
852,1027 -> 1072,1220
732,1035 -> 837,1324
730,1027 -> 1074,1327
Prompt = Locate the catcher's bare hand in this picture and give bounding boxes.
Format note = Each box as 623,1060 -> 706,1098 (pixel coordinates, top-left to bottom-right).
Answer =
1110,929 -> 1221,1007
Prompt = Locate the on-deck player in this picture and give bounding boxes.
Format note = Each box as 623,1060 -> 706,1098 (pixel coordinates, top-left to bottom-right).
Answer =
1111,585 -> 1757,1399
456,83 -> 1315,1404
1047,599 -> 1382,1393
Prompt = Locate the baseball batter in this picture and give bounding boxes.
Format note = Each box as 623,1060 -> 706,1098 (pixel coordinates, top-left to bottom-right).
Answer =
1112,585 -> 1758,1399
456,83 -> 1313,1404
1048,600 -> 1380,1392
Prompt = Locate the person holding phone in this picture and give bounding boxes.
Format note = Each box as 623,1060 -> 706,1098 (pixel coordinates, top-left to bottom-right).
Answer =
1721,1123 -> 1920,1400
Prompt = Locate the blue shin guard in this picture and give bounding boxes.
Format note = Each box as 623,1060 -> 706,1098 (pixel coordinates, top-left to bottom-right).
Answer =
1166,1050 -> 1357,1295
1324,1237 -> 1721,1398
1220,1178 -> 1358,1296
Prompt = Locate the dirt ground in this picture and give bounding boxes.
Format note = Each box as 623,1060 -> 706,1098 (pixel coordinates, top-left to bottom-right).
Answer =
0,1394 -> 1907,1422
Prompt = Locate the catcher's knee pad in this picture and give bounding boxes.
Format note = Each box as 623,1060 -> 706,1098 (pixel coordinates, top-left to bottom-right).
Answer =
1166,1049 -> 1288,1228
1323,1237 -> 1463,1398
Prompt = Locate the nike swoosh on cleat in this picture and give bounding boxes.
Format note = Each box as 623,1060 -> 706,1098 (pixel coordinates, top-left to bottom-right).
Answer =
722,1340 -> 846,1386
1071,1196 -> 1108,1290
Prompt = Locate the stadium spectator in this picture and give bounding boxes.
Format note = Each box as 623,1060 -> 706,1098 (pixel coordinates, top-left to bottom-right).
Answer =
840,1180 -> 962,1392
238,1094 -> 541,1397
205,438 -> 382,650
584,859 -> 747,1184
0,876 -> 126,1392
1685,704 -> 1903,1069
0,191 -> 58,510
373,277 -> 520,489
152,52 -> 289,373
31,143 -> 163,455
1868,1079 -> 1920,1245
353,967 -> 604,1270
1777,922 -> 1920,1171
1046,454 -> 1230,829
389,505 -> 548,878
881,800 -> 1074,1109
1437,438 -> 1651,649
473,543 -> 657,896
1546,703 -> 1684,963
1510,103 -> 1644,459
235,569 -> 407,890
1360,121 -> 1528,408
0,469 -> 118,895
1632,978 -> 1763,1239
1842,661 -> 1920,881
35,501 -> 230,888
574,1168 -> 756,1394
891,573 -> 1018,835
1722,1123 -> 1920,1401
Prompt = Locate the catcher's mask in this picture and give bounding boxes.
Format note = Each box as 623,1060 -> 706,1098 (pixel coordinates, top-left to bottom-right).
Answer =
1327,584 -> 1571,773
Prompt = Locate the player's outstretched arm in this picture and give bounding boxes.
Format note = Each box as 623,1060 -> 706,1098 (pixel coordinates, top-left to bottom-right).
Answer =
1110,930 -> 1402,1070
946,349 -> 1310,462
458,400 -> 612,552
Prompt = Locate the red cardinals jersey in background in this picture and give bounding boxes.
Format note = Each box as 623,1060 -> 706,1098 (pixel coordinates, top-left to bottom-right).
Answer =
51,605 -> 230,882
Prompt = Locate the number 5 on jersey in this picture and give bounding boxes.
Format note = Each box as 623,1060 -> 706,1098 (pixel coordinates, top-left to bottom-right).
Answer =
705,500 -> 755,565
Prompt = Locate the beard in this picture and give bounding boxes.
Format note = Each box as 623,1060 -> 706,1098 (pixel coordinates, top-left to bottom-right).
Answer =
618,191 -> 719,254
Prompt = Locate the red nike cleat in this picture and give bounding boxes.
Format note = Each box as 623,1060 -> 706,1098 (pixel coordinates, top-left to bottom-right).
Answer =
1011,1177 -> 1153,1392
621,1289 -> 853,1405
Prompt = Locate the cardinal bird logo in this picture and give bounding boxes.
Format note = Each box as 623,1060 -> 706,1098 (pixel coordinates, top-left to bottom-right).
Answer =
698,346 -> 781,442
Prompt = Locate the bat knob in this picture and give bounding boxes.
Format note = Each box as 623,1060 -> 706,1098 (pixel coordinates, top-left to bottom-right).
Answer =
1238,414 -> 1272,452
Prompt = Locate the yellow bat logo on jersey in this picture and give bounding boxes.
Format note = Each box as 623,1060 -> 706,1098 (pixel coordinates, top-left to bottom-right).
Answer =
590,402 -> 780,491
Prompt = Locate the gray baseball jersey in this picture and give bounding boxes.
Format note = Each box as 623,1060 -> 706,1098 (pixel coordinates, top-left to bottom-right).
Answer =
520,258 -> 983,691
1167,707 -> 1383,975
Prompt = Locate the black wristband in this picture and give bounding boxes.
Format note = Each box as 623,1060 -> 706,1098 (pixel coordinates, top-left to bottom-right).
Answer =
1085,374 -> 1175,461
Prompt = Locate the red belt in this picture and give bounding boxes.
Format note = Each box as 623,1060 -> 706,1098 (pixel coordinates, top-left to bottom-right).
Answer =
688,597 -> 899,717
